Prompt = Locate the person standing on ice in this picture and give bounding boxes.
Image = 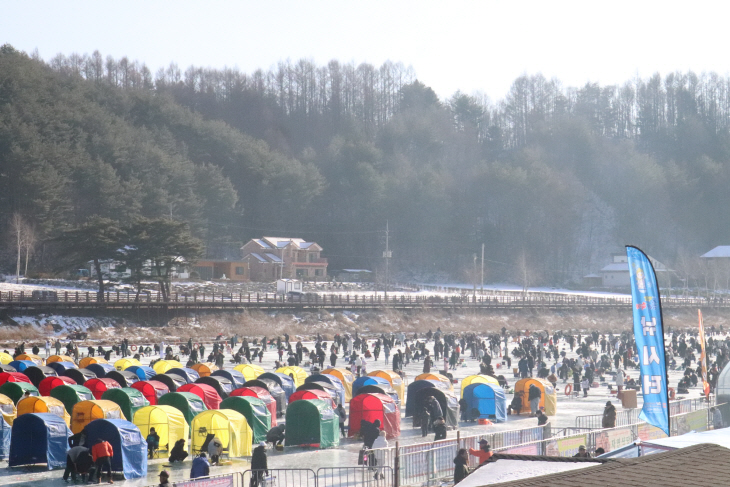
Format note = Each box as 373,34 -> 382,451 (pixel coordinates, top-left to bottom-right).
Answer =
528,384 -> 542,416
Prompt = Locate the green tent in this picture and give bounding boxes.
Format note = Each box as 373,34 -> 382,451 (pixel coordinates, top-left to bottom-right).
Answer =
220,396 -> 271,444
101,387 -> 150,421
157,392 -> 207,426
50,385 -> 94,414
284,399 -> 339,449
0,382 -> 39,404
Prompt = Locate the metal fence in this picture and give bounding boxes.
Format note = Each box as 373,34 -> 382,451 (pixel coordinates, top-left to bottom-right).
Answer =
241,469 -> 317,487
575,395 -> 714,429
317,467 -> 394,487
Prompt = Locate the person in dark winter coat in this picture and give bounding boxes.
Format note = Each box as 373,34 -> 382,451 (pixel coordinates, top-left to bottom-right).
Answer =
249,442 -> 268,487
428,397 -> 443,428
528,384 -> 542,416
336,404 -> 347,437
602,401 -> 616,428
453,448 -> 469,484
266,424 -> 286,447
169,439 -> 188,463
420,408 -> 430,437
433,417 -> 447,440
361,419 -> 381,448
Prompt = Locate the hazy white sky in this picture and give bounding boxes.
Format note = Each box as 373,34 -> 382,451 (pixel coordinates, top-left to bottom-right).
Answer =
2,0 -> 728,101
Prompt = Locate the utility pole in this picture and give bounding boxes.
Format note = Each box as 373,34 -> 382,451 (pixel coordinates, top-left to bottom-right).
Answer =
383,221 -> 391,300
481,243 -> 485,295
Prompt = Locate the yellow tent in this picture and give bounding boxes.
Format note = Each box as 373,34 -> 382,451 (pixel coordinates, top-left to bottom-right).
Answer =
152,360 -> 184,375
17,396 -> 71,426
47,355 -> 77,366
133,405 -> 189,452
191,409 -> 252,458
460,375 -> 500,397
233,364 -> 264,382
71,399 -> 124,433
114,358 -> 142,371
368,370 -> 406,403
191,363 -> 218,377
276,366 -> 308,388
79,357 -> 108,369
0,393 -> 17,425
322,368 -> 355,402
415,373 -> 453,391
0,353 -> 12,365
514,378 -> 557,416
16,354 -> 45,366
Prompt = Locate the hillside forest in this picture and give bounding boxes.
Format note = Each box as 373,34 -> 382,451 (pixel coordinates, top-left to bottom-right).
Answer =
2,44 -> 730,286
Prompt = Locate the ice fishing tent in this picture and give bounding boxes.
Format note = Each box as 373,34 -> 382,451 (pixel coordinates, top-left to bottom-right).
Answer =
151,373 -> 187,392
409,387 -> 459,428
212,369 -> 246,389
114,358 -> 141,371
297,382 -> 341,406
289,389 -> 335,408
462,383 -> 507,422
460,375 -> 501,397
70,399 -> 123,433
17,396 -> 70,426
258,372 -> 296,399
368,370 -> 405,403
39,376 -> 77,397
102,388 -> 150,422
196,376 -> 233,399
152,360 -> 184,375
85,378 -> 121,400
9,413 -> 69,469
356,384 -> 400,407
415,373 -> 453,391
177,383 -> 221,410
47,355 -> 76,366
85,363 -> 115,379
244,379 -> 287,417
84,419 -> 147,479
230,387 -> 277,426
0,416 -> 11,459
106,370 -> 140,388
715,360 -> 730,424
46,362 -> 77,375
0,364 -> 15,373
305,374 -> 345,405
191,409 -> 252,458
125,366 -> 156,381
158,391 -> 207,426
133,405 -> 189,453
60,368 -> 97,386
0,352 -> 13,365
78,357 -> 107,369
348,393 -> 400,439
191,362 -> 218,377
276,366 -> 307,387
322,368 -> 355,402
0,394 -> 17,425
353,376 -> 391,398
514,378 -> 557,416
220,396 -> 271,444
0,382 -> 39,404
284,399 -> 339,448
50,385 -> 94,414
0,371 -> 31,386
15,354 -> 44,366
234,364 -> 264,382
8,360 -> 36,372
131,380 -> 169,406
167,368 -> 200,384
405,381 -> 442,417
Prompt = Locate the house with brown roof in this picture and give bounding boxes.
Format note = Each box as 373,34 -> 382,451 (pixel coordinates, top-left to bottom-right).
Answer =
241,237 -> 328,281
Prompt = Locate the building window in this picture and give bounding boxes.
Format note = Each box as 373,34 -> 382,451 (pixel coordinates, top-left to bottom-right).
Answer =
315,269 -> 323,277
296,269 -> 307,277
235,266 -> 245,275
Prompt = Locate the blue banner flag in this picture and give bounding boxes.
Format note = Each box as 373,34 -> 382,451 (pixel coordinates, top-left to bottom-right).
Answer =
626,246 -> 669,436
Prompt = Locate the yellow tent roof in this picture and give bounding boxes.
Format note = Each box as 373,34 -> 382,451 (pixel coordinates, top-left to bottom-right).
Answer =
460,375 -> 500,397
415,373 -> 453,391
16,354 -> 45,366
114,358 -> 142,371
79,357 -> 108,368
368,370 -> 405,403
0,353 -> 12,365
191,409 -> 252,458
276,366 -> 308,388
191,363 -> 218,377
152,360 -> 184,375
322,368 -> 354,402
515,378 -> 557,416
47,355 -> 77,366
71,399 -> 124,433
133,405 -> 189,451
233,364 -> 264,382
17,395 -> 70,426
0,393 -> 17,425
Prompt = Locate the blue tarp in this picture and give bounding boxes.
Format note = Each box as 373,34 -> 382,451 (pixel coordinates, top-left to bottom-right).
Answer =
211,369 -> 246,389
0,417 -> 11,460
84,419 -> 147,479
9,413 -> 70,469
86,363 -> 116,378
124,366 -> 156,381
166,368 -> 199,383
463,383 -> 507,423
258,372 -> 295,399
8,360 -> 35,372
352,376 -> 390,398
305,374 -> 346,405
47,362 -> 77,374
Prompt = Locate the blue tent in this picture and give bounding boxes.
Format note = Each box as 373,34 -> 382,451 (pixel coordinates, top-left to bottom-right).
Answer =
47,362 -> 77,374
125,366 -> 156,381
405,380 -> 443,417
258,372 -> 295,399
84,419 -> 147,479
305,374 -> 345,405
212,369 -> 246,389
8,360 -> 36,372
352,376 -> 390,398
463,383 -> 507,423
86,363 -> 116,378
0,417 -> 11,460
166,368 -> 199,383
9,413 -> 69,469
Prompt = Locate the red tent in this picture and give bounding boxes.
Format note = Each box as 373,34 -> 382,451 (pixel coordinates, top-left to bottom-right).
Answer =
230,387 -> 277,425
349,393 -> 400,440
0,372 -> 31,386
131,380 -> 170,406
38,376 -> 76,396
84,378 -> 121,399
177,383 -> 221,410
289,389 -> 335,408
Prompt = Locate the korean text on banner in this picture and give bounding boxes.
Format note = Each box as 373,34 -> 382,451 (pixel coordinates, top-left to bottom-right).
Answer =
626,246 -> 669,436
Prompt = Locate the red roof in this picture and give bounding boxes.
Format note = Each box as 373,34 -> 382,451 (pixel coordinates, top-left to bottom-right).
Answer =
131,380 -> 170,406
85,378 -> 121,400
177,383 -> 221,410
39,376 -> 77,396
0,372 -> 32,386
